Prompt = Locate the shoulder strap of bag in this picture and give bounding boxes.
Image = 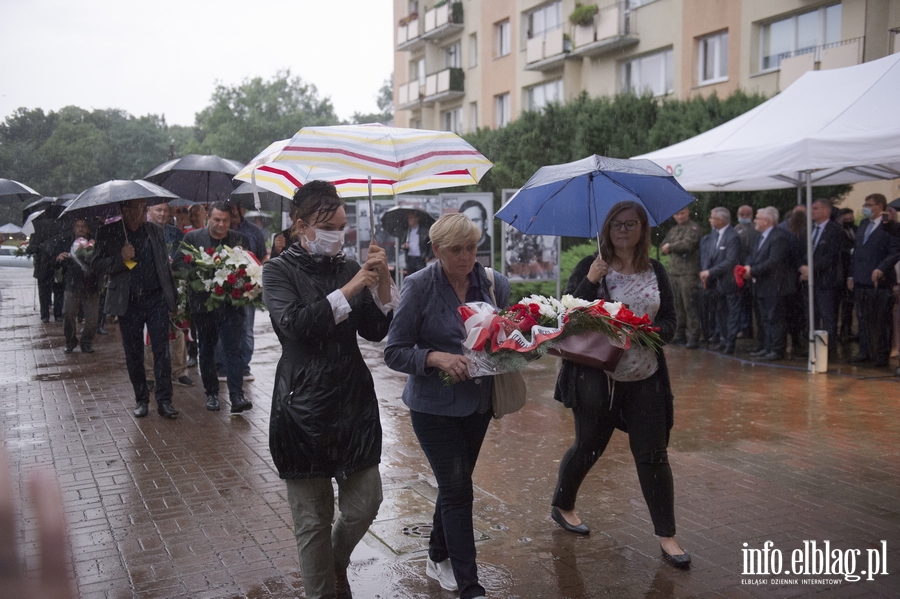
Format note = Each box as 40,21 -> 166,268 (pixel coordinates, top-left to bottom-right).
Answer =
485,267 -> 496,305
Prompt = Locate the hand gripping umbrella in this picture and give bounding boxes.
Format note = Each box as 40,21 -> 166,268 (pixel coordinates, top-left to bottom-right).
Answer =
496,155 -> 696,247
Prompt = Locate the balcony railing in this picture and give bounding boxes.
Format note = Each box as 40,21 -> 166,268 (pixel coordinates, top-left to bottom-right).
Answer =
397,14 -> 424,51
422,67 -> 464,105
524,27 -> 570,71
422,1 -> 463,41
397,68 -> 464,110
568,1 -> 639,59
763,37 -> 865,71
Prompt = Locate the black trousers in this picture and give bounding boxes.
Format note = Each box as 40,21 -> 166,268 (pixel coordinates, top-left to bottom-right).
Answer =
698,287 -> 718,342
854,286 -> 893,365
714,291 -> 741,346
756,293 -> 788,355
552,368 -> 675,537
118,291 -> 172,404
37,275 -> 64,320
194,306 -> 245,398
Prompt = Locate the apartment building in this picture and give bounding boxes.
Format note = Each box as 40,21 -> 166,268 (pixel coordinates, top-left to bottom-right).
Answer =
392,0 -> 900,133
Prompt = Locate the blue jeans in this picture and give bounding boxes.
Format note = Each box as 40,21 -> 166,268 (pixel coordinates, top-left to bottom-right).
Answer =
410,408 -> 491,599
194,306 -> 244,398
286,466 -> 382,599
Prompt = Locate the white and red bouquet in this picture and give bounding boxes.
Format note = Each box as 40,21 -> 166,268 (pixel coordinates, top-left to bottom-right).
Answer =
452,294 -> 661,381
70,237 -> 96,273
179,243 -> 264,311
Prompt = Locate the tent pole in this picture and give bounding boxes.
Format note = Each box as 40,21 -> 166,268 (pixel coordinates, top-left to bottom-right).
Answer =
805,171 -> 817,373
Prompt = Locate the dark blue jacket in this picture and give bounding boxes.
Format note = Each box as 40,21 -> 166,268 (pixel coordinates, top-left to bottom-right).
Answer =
849,219 -> 900,288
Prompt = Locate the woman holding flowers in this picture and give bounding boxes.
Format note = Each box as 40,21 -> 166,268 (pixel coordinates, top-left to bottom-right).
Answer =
262,181 -> 397,599
385,213 -> 510,599
551,201 -> 690,568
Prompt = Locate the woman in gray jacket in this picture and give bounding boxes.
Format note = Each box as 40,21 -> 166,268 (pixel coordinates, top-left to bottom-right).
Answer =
385,213 -> 510,599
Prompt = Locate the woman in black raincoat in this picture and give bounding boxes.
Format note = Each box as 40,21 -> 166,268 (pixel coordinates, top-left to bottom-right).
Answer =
262,181 -> 396,599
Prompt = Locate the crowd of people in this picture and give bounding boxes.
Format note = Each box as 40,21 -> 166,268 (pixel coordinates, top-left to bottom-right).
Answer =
19,185 -> 900,598
26,198 -> 270,419
662,194 -> 900,370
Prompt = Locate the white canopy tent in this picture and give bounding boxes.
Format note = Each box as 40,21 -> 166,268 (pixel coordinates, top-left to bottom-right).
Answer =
634,53 -> 900,373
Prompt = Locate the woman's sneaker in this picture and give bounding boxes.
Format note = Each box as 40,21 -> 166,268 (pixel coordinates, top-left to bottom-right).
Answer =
425,557 -> 457,591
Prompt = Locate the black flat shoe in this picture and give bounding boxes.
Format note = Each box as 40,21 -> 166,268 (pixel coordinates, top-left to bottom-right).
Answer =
133,402 -> 149,418
551,506 -> 590,535
661,544 -> 691,569
157,402 -> 179,419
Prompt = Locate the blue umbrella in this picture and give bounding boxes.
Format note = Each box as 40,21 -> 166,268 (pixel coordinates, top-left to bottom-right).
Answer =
495,155 -> 696,238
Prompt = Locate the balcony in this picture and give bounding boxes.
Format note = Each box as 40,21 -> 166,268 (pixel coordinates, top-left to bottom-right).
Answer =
397,14 -> 424,52
524,28 -> 570,72
422,67 -> 464,105
397,80 -> 423,111
422,1 -> 464,42
773,37 -> 865,90
568,2 -> 639,59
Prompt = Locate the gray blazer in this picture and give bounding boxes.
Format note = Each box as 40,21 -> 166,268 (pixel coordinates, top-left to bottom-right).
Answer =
384,261 -> 511,417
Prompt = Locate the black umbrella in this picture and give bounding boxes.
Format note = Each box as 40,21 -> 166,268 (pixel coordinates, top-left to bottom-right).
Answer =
0,178 -> 40,205
23,196 -> 55,219
229,181 -> 291,212
888,197 -> 900,211
380,206 -> 436,238
168,198 -> 197,208
144,154 -> 244,204
61,180 -> 178,220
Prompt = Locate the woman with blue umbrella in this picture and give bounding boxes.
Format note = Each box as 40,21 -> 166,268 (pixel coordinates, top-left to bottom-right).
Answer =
550,200 -> 691,569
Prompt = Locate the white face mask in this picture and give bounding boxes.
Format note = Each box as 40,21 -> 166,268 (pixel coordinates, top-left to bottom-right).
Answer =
304,227 -> 345,256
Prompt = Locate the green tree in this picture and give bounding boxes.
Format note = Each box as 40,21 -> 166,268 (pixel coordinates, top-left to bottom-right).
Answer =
187,70 -> 340,162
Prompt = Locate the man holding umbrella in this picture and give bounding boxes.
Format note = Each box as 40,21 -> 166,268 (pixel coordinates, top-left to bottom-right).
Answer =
92,199 -> 180,419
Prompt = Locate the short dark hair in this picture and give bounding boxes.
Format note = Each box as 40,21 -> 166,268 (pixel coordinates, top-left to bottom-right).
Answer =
865,193 -> 887,209
458,199 -> 488,223
292,180 -> 343,226
209,201 -> 231,216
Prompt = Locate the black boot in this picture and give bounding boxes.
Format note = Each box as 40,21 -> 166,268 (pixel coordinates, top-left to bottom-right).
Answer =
230,395 -> 253,414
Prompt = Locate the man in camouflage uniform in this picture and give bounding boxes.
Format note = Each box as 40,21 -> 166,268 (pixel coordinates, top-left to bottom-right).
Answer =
661,207 -> 703,349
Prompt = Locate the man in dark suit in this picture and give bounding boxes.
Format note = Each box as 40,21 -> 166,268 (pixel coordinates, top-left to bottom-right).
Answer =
699,207 -> 742,354
92,199 -> 179,419
743,206 -> 796,360
799,199 -> 846,356
175,203 -> 251,413
847,193 -> 900,367
401,211 -> 433,275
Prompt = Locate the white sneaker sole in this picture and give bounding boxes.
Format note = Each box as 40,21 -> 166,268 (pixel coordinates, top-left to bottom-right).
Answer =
426,559 -> 458,591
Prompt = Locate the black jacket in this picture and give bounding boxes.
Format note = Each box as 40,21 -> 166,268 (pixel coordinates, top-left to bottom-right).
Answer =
554,257 -> 676,437
92,221 -> 177,316
262,244 -> 393,480
700,226 -> 741,295
747,227 -> 797,298
804,220 -> 846,289
849,219 -> 900,288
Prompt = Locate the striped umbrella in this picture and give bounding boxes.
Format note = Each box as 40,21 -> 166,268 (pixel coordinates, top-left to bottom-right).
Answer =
233,124 -> 493,201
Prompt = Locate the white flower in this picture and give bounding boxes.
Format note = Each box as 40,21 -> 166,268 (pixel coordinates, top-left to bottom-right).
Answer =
560,294 -> 594,310
603,301 -> 623,317
213,267 -> 229,286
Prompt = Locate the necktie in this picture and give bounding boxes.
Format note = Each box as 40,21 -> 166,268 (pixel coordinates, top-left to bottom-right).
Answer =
863,220 -> 874,244
812,224 -> 821,248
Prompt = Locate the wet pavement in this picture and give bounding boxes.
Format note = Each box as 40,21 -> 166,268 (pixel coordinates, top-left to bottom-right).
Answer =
1,266 -> 899,598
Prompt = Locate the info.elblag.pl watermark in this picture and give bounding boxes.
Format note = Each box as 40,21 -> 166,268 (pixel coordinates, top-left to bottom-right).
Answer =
741,540 -> 889,585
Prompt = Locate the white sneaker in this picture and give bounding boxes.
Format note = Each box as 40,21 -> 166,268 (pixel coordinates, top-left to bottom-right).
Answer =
426,557 -> 458,591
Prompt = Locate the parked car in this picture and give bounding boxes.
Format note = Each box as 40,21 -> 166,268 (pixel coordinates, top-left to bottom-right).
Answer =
0,246 -> 32,268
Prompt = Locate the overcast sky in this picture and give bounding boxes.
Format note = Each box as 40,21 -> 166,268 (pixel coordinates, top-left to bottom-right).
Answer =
0,0 -> 394,127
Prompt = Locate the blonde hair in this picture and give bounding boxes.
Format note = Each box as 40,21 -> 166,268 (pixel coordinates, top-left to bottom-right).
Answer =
429,213 -> 481,250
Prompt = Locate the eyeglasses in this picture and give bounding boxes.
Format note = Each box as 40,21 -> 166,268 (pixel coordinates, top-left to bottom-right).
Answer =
441,243 -> 477,257
609,220 -> 639,231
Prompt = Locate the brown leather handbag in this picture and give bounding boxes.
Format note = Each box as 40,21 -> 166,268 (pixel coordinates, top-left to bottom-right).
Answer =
548,331 -> 623,371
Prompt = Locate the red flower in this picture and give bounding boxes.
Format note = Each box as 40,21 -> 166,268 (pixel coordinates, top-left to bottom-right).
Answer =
237,268 -> 247,277
243,282 -> 254,292
227,273 -> 237,285
205,247 -> 215,256
231,288 -> 242,299
183,254 -> 193,263
214,285 -> 224,296
528,303 -> 541,316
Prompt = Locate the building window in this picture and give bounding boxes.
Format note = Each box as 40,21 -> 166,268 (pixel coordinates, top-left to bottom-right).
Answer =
408,0 -> 418,14
470,102 -> 478,131
496,20 -> 511,57
495,93 -> 510,127
623,49 -> 673,96
442,107 -> 463,134
527,1 -> 562,40
527,79 -> 562,112
445,42 -> 461,69
699,31 -> 728,84
469,33 -> 478,67
760,4 -> 842,71
413,58 -> 425,86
